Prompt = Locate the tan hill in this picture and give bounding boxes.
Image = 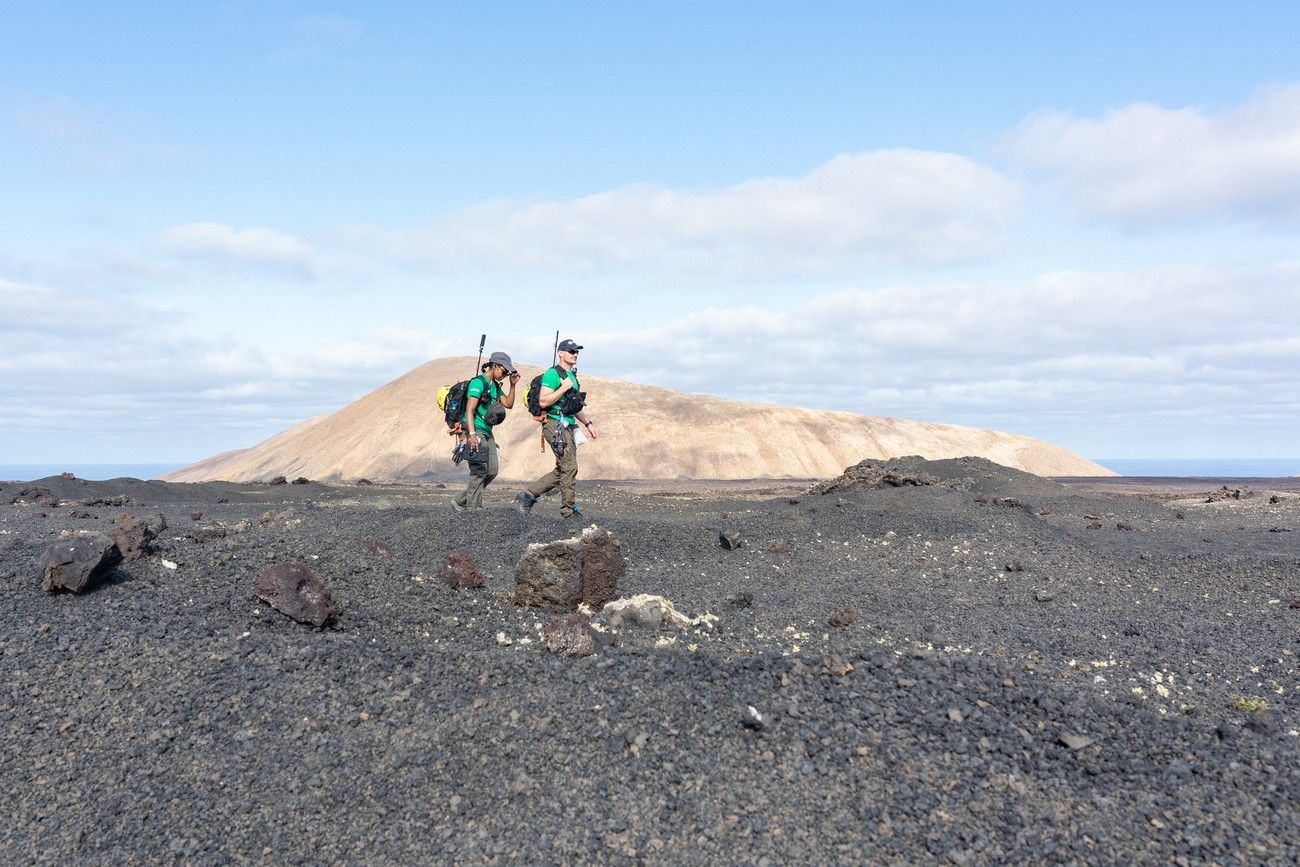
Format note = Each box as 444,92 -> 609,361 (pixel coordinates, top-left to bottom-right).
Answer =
164,357 -> 1115,483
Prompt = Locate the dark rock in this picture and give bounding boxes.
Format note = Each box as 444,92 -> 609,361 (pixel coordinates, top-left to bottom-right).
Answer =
719,532 -> 745,550
826,603 -> 857,628
434,483 -> 447,489
359,538 -> 395,559
578,527 -> 624,608
9,486 -> 56,506
1269,494 -> 1280,504
258,510 -> 281,525
997,497 -> 1021,508
191,526 -> 227,543
59,472 -> 76,480
1058,732 -> 1094,750
1289,599 -> 1300,609
1034,589 -> 1057,602
356,478 -> 373,485
726,591 -> 753,608
1004,559 -> 1024,572
291,477 -> 311,485
808,457 -> 939,494
83,495 -> 129,507
515,526 -> 624,609
190,512 -> 203,521
253,563 -> 337,627
110,513 -> 165,561
543,613 -> 599,657
69,511 -> 96,519
1116,523 -> 1135,531
268,476 -> 287,486
38,534 -> 122,593
1267,527 -> 1291,533
766,540 -> 790,554
439,553 -> 485,589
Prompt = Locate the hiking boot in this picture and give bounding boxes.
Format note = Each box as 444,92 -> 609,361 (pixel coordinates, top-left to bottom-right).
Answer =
514,491 -> 536,514
451,499 -> 466,513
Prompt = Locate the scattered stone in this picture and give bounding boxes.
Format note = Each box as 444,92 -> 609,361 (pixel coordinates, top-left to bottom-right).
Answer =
719,532 -> 744,550
83,495 -> 128,507
1083,514 -> 1102,521
38,534 -> 122,593
1267,527 -> 1291,533
291,477 -> 311,485
1289,599 -> 1300,609
826,603 -> 857,628
190,512 -> 203,521
1034,589 -> 1056,602
1269,494 -> 1280,504
823,653 -> 854,677
1245,709 -> 1276,735
726,591 -> 753,608
59,471 -> 76,480
69,510 -> 96,519
109,513 -> 165,561
258,510 -> 280,526
439,553 -> 486,590
514,526 -> 624,609
947,708 -> 965,724
997,497 -> 1021,508
359,538 -> 395,559
191,526 -> 228,543
543,613 -> 599,657
807,457 -> 940,494
160,559 -> 178,570
356,478 -> 373,485
1004,559 -> 1024,572
766,540 -> 790,554
253,563 -> 338,627
1058,732 -> 1094,750
740,705 -> 768,731
1116,523 -> 1135,531
268,476 -> 287,486
1205,485 -> 1249,502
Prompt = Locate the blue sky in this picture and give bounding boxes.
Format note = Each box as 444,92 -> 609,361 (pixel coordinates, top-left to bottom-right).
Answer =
3,1 -> 1300,464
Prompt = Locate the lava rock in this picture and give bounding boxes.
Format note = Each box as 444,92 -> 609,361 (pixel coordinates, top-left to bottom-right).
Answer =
38,534 -> 122,593
439,553 -> 486,590
1004,560 -> 1024,572
826,603 -> 857,628
741,705 -> 768,731
110,513 -> 165,561
807,456 -> 940,494
543,613 -> 599,657
514,526 -> 623,609
291,477 -> 311,485
268,476 -> 287,486
253,563 -> 338,627
719,532 -> 745,550
726,591 -> 754,608
766,540 -> 790,554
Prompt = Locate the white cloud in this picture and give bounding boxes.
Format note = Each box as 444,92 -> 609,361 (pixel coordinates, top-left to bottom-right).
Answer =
368,150 -> 1017,276
158,222 -> 322,276
1006,84 -> 1300,224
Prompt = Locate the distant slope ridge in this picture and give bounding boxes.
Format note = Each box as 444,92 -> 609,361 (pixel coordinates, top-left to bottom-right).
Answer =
164,357 -> 1114,482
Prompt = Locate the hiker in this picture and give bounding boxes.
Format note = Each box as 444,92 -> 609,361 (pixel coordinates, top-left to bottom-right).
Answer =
515,339 -> 597,518
452,351 -> 519,511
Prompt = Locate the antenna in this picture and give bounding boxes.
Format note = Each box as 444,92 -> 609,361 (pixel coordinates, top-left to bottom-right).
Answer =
551,330 -> 559,367
475,333 -> 486,373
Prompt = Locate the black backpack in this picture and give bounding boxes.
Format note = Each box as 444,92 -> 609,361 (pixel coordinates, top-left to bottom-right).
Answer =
526,366 -> 560,418
443,375 -> 491,429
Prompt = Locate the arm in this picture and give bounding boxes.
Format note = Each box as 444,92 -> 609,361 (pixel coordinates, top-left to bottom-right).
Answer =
576,409 -> 598,441
501,372 -> 520,408
537,377 -> 573,409
464,395 -> 480,448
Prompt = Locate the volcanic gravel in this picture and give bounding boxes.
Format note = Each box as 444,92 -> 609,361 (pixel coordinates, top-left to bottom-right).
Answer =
2,458 -> 1298,864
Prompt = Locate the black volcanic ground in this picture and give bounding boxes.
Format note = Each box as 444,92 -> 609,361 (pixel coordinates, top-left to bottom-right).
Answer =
2,458 -> 1297,864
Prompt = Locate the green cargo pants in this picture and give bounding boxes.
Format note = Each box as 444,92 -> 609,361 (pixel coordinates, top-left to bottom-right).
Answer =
526,418 -> 578,516
454,428 -> 498,509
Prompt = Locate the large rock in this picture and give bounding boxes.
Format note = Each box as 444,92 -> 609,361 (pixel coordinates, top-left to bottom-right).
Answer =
253,563 -> 338,627
544,613 -> 600,657
514,525 -> 624,609
439,553 -> 485,589
110,513 -> 166,561
807,456 -> 940,494
38,534 -> 122,593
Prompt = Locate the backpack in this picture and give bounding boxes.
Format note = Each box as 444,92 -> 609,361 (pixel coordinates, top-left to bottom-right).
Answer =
439,375 -> 491,430
524,366 -> 560,420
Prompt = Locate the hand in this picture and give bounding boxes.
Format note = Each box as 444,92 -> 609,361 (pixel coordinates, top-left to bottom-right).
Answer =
585,422 -> 598,441
509,371 -> 521,385
469,434 -> 480,452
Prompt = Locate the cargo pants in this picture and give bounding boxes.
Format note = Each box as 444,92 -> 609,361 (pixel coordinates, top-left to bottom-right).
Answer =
454,428 -> 498,509
526,418 -> 578,516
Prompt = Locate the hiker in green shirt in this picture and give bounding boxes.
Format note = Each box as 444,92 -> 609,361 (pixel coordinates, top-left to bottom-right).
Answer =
453,351 -> 519,511
515,339 -> 598,518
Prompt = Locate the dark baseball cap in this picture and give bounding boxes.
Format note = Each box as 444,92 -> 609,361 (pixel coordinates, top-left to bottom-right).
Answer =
487,351 -> 517,374
557,339 -> 583,352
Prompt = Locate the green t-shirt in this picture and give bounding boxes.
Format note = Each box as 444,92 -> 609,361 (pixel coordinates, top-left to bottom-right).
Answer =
465,375 -> 502,433
541,367 -> 581,423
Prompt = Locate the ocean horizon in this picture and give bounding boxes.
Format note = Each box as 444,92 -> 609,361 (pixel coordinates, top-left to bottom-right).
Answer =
2,458 -> 1299,482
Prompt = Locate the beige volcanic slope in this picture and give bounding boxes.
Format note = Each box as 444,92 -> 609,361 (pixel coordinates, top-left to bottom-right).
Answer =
164,357 -> 1115,483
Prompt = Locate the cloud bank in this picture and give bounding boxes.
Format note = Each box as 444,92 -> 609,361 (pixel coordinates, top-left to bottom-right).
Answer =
373,150 -> 1018,276
1007,84 -> 1300,224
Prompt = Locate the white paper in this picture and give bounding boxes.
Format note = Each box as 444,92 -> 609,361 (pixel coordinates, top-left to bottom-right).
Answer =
573,426 -> 588,445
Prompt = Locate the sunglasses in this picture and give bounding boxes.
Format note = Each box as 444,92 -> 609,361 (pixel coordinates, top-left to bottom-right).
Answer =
564,349 -> 580,355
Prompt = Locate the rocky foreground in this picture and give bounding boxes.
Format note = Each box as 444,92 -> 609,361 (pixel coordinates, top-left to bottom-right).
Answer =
2,458 -> 1297,864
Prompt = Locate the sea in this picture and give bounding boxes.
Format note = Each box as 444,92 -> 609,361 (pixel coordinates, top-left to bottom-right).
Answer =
1,459 -> 1297,482
1095,459 -> 1300,478
0,464 -> 184,482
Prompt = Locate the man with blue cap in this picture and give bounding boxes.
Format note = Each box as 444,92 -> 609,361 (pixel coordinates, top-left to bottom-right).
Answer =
515,338 -> 598,518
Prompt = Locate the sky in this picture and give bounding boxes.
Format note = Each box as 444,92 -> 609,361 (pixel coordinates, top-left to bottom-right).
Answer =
3,1 -> 1299,464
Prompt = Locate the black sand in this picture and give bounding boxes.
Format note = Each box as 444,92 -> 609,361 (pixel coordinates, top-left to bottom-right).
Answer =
2,458 -> 1297,864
